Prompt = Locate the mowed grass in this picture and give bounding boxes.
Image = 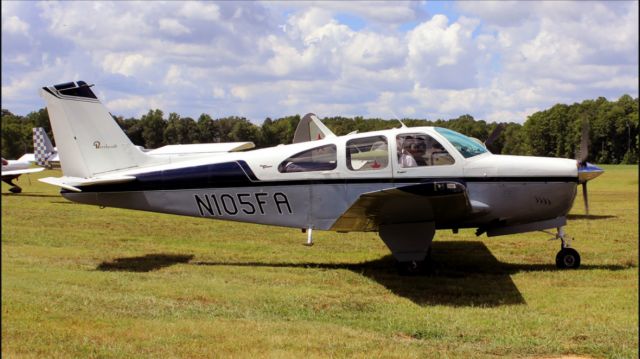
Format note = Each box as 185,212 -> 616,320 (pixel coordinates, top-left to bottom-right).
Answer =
2,165 -> 637,358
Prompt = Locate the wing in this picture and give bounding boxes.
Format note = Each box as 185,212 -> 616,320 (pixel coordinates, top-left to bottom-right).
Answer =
330,181 -> 473,232
1,167 -> 44,177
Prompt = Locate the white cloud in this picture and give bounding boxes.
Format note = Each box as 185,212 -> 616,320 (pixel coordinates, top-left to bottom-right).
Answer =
2,15 -> 29,34
164,64 -> 189,86
343,32 -> 406,70
106,95 -> 166,117
456,1 -> 534,27
230,86 -> 250,100
212,87 -> 225,98
178,1 -> 220,21
101,53 -> 155,76
407,15 -> 480,89
0,1 -> 637,124
271,1 -> 424,25
409,15 -> 465,66
159,18 -> 191,36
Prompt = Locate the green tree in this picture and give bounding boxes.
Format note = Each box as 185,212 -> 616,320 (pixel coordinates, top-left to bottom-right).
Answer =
1,110 -> 30,159
197,114 -> 219,143
140,109 -> 166,149
229,119 -> 261,144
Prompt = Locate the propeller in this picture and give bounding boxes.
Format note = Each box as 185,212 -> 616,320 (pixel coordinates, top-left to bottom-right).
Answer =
578,119 -> 589,164
484,123 -> 505,150
576,119 -> 604,215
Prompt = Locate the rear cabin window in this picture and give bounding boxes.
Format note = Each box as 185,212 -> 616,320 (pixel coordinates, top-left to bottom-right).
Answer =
278,144 -> 337,173
397,133 -> 455,167
346,136 -> 389,171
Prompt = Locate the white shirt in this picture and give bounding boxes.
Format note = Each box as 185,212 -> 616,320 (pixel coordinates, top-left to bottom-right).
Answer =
399,151 -> 417,167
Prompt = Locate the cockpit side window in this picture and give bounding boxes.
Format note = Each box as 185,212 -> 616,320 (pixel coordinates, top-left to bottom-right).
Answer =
434,127 -> 488,158
397,133 -> 455,167
346,136 -> 388,171
278,144 -> 337,173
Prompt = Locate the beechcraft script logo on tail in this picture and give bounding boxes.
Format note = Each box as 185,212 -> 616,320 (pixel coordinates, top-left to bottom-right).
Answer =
93,141 -> 117,149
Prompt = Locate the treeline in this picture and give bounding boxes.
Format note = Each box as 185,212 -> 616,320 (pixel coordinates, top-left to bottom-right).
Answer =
1,95 -> 637,163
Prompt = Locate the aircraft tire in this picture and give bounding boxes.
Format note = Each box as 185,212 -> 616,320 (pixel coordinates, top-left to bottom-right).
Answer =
556,248 -> 581,269
9,187 -> 22,194
397,260 -> 427,276
397,246 -> 434,276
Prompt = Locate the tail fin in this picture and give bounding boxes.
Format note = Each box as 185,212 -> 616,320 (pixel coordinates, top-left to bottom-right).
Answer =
39,81 -> 156,178
292,113 -> 336,143
33,127 -> 56,168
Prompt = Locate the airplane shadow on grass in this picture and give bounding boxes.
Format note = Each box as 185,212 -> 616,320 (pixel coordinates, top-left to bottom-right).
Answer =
97,254 -> 195,272
1,192 -> 61,198
96,241 -> 633,308
566,214 -> 617,220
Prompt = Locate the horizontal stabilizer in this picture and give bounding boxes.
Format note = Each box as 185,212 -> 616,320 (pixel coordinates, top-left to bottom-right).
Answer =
146,142 -> 255,155
18,154 -> 36,163
2,167 -> 44,176
39,175 -> 136,192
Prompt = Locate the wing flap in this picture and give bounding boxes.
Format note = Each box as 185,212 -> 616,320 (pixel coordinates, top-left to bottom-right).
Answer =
331,181 -> 471,232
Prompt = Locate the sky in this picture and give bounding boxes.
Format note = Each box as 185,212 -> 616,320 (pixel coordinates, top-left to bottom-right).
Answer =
2,1 -> 638,124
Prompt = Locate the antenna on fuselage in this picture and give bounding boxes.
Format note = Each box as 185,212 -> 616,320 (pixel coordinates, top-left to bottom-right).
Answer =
389,109 -> 407,128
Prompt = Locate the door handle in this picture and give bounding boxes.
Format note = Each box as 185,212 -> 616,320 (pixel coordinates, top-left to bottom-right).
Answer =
396,170 -> 407,174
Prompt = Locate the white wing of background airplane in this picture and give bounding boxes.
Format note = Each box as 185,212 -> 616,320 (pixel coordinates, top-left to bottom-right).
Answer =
146,142 -> 255,156
1,167 -> 44,177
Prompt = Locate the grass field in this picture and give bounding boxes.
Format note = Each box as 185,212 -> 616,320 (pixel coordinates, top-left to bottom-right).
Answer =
2,165 -> 638,358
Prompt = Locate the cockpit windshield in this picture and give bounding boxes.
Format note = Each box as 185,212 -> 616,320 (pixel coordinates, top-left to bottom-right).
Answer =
434,127 -> 489,158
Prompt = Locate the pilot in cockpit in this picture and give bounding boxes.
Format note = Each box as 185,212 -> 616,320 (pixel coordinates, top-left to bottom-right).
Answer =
411,137 -> 428,166
399,136 -> 418,167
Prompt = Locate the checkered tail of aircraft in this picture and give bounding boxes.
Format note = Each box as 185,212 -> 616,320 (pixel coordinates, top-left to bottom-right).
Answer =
33,127 -> 56,168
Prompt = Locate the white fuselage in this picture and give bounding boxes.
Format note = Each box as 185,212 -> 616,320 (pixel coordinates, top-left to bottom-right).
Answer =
61,127 -> 579,232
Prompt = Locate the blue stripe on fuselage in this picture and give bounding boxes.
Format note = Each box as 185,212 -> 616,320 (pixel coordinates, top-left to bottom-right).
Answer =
65,160 -> 578,193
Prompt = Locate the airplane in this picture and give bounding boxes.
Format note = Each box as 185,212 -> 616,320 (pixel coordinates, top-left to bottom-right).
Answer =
33,127 -> 61,169
38,81 -> 604,274
1,155 -> 45,193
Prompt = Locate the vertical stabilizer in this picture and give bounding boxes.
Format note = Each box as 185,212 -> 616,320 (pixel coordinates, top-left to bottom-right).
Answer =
39,81 -> 155,178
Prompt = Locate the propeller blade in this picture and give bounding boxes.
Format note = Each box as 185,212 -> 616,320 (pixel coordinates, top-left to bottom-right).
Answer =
582,182 -> 589,215
485,123 -> 505,147
578,119 -> 590,163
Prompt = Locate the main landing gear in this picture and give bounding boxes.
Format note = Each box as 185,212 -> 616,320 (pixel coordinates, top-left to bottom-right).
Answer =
551,227 -> 581,269
397,247 -> 433,276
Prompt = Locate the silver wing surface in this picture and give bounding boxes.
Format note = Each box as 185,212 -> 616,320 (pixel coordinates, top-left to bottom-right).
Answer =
331,181 -> 471,232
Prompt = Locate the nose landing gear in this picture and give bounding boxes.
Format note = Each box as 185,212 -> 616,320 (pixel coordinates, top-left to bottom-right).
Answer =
552,227 -> 581,269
